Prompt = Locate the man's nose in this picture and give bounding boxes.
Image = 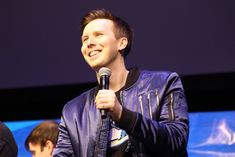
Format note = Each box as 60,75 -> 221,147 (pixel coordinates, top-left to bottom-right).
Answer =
87,37 -> 96,48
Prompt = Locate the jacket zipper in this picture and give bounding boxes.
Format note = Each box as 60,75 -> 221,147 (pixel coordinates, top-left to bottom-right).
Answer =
147,93 -> 153,119
155,89 -> 160,120
119,91 -> 124,106
138,95 -> 144,115
94,117 -> 102,157
168,93 -> 175,121
120,91 -> 139,156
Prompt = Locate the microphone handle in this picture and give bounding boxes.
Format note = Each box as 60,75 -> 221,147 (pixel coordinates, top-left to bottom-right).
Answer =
100,75 -> 109,119
100,75 -> 109,89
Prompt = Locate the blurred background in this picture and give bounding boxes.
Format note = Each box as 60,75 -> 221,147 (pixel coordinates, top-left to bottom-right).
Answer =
1,0 -> 235,156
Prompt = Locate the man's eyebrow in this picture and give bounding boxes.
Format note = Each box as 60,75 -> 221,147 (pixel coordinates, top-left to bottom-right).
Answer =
81,35 -> 87,40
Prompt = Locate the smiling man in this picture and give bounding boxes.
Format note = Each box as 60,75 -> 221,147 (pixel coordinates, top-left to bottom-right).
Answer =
52,8 -> 189,157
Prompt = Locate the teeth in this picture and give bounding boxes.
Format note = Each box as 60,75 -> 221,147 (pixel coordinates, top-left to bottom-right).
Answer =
89,51 -> 99,57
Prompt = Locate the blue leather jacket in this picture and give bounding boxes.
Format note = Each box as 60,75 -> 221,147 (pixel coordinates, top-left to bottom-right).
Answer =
52,70 -> 189,157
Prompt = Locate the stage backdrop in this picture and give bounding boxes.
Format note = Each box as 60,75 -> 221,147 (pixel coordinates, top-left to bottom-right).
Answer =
5,111 -> 235,157
1,0 -> 235,90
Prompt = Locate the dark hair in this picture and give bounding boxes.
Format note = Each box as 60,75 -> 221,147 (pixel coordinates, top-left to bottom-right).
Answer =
25,121 -> 59,151
81,8 -> 133,58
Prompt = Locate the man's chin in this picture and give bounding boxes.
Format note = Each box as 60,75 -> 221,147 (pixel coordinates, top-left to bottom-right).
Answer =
89,65 -> 103,72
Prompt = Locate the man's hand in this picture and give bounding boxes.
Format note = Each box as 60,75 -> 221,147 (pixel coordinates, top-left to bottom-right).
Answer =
95,89 -> 122,121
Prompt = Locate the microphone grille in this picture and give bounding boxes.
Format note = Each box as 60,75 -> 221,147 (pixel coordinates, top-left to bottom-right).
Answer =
99,67 -> 111,77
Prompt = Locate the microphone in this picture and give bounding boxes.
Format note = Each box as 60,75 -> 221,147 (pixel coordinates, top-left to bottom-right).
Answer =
98,67 -> 112,119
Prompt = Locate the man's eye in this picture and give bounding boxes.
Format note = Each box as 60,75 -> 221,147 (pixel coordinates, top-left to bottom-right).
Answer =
30,151 -> 35,155
82,38 -> 88,43
95,33 -> 103,37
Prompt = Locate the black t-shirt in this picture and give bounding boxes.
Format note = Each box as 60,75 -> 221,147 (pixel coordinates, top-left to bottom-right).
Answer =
107,121 -> 132,157
107,68 -> 140,157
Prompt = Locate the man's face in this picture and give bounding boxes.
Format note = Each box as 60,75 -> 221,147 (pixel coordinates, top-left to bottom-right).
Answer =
81,19 -> 122,71
28,142 -> 53,157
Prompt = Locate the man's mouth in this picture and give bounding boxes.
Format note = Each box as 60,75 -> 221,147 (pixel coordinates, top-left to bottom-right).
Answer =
89,50 -> 101,57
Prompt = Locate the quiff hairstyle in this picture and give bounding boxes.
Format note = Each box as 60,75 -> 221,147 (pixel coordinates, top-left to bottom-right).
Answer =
81,8 -> 133,58
25,121 -> 59,151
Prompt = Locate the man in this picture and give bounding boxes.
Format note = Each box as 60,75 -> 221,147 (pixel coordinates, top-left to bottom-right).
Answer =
25,120 -> 59,157
0,121 -> 18,157
52,8 -> 189,157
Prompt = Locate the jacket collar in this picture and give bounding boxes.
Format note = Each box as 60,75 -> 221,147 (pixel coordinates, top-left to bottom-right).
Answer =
94,67 -> 140,96
118,67 -> 140,91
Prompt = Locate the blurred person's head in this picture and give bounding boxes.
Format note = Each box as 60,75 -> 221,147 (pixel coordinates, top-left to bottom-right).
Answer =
25,121 -> 59,157
0,121 -> 18,157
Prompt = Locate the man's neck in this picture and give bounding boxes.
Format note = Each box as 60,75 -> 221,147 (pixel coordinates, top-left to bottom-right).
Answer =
109,68 -> 129,92
95,56 -> 129,91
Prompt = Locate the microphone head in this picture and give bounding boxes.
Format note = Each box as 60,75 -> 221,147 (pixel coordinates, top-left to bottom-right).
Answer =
98,67 -> 111,77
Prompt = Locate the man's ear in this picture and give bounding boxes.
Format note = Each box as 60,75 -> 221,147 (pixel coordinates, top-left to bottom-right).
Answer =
118,37 -> 128,51
45,140 -> 54,154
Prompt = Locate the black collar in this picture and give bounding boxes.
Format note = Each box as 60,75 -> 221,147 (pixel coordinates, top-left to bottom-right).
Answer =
94,67 -> 140,97
118,67 -> 140,92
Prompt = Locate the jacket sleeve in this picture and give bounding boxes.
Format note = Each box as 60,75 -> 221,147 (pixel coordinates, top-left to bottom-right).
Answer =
52,116 -> 75,157
118,72 -> 189,156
